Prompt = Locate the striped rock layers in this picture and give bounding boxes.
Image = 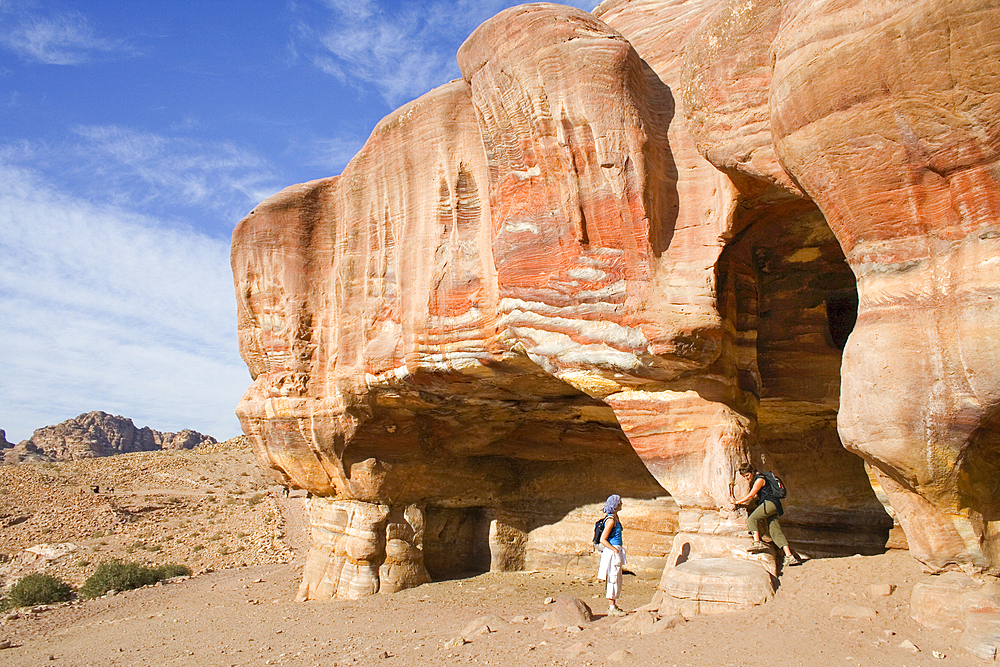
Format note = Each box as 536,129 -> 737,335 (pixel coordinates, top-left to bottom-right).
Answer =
677,0 -> 1000,575
233,6 -> 671,599
232,0 -> 999,601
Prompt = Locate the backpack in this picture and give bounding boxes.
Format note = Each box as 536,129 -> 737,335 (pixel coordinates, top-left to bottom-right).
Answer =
593,515 -> 610,544
759,471 -> 787,501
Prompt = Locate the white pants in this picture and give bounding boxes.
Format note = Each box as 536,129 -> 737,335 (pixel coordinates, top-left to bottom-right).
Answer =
597,545 -> 626,602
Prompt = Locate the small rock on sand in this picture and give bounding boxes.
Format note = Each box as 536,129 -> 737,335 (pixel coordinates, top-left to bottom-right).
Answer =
869,584 -> 895,597
461,615 -> 508,637
542,597 -> 593,630
830,604 -> 877,620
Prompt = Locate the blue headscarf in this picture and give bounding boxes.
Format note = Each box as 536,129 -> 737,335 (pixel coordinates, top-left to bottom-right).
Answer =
603,494 -> 621,515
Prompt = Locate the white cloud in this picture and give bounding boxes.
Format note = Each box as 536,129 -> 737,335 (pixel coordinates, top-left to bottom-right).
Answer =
0,163 -> 248,442
73,125 -> 282,215
0,2 -> 137,65
2,126 -> 283,231
294,0 -> 599,105
319,0 -> 375,21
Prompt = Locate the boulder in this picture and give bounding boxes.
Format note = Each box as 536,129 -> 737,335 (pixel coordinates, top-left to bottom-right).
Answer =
461,615 -> 509,638
962,608 -> 1000,661
542,596 -> 593,630
613,609 -> 657,634
658,557 -> 776,616
911,571 -> 995,631
664,532 -> 778,578
911,572 -> 1000,660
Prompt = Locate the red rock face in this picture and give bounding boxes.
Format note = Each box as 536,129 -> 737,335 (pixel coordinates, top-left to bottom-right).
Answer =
597,0 -> 890,552
680,0 -> 1000,573
773,0 -> 1000,574
232,6 -> 671,598
233,0 -> 999,598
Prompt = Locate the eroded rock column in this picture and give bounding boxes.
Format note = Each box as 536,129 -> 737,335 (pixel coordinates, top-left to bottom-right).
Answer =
297,499 -> 430,600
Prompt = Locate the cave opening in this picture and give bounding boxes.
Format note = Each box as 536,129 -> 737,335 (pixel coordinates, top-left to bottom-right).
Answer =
826,292 -> 859,352
719,198 -> 892,556
397,391 -> 667,581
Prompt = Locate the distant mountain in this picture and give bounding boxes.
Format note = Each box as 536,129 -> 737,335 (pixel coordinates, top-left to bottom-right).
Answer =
1,412 -> 217,464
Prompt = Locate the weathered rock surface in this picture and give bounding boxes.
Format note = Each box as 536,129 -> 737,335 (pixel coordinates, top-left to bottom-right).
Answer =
651,532 -> 778,613
234,4 -> 674,600
2,412 -> 216,464
658,557 -> 776,616
676,0 -> 1000,576
592,0 -> 892,556
232,0 -> 1000,632
295,498 -> 431,601
912,572 -> 1000,660
541,596 -> 593,629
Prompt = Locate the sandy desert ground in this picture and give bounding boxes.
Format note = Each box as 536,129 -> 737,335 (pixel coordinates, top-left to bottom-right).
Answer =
0,441 -> 984,667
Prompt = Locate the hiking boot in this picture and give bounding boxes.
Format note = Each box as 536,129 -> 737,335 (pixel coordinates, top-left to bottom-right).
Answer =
747,541 -> 768,553
608,606 -> 627,617
785,555 -> 803,566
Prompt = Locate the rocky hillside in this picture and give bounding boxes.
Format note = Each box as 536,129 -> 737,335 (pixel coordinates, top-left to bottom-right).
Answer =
2,412 -> 216,464
0,435 -> 298,588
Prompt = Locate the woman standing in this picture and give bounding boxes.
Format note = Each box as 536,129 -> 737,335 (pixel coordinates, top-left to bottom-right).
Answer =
597,493 -> 627,616
731,464 -> 802,566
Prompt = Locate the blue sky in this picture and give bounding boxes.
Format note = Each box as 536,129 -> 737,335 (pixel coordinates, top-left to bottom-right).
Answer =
0,0 -> 597,443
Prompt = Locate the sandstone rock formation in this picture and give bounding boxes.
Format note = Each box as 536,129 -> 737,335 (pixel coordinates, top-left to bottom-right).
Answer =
2,412 -> 216,464
233,5 -> 672,600
232,0 -> 999,627
680,0 -> 1000,580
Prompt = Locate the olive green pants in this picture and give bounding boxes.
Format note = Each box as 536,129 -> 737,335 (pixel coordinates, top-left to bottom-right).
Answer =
747,500 -> 788,549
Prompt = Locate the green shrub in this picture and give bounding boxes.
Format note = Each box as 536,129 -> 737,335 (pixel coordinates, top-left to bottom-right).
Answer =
3,573 -> 73,608
152,563 -> 191,579
79,560 -> 159,599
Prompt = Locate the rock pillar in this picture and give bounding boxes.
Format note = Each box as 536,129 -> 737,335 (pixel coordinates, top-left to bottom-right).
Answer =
296,498 -> 430,601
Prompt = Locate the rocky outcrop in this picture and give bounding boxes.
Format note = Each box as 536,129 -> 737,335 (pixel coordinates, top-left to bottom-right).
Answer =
2,412 -> 216,463
675,0 -> 1000,572
232,0 -> 1000,633
233,5 -> 672,600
